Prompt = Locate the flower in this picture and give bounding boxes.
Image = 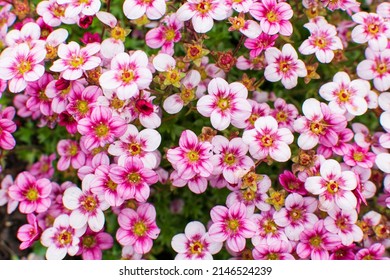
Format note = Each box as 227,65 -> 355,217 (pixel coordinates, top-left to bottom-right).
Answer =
0,175 -> 18,214
197,77 -> 252,131
57,139 -> 86,171
264,44 -> 307,89
17,214 -> 41,250
355,243 -> 386,260
123,0 -> 166,20
62,175 -> 109,232
0,106 -> 17,150
57,0 -> 101,18
99,51 -> 152,100
116,203 -> 160,255
208,203 -> 257,252
305,159 -> 358,212
171,221 -> 222,260
50,42 -> 101,81
242,116 -> 294,162
77,228 -> 114,260
8,171 -> 52,214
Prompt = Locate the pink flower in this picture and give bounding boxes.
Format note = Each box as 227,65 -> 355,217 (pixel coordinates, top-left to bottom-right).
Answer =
167,130 -> 213,180
273,193 -> 318,241
351,12 -> 390,51
171,221 -> 223,260
271,98 -> 298,130
0,106 -> 17,150
40,214 -> 86,259
0,43 -> 46,93
250,209 -> 287,246
252,239 -> 294,260
319,71 -> 370,116
36,0 -> 75,27
121,245 -> 143,259
110,157 -> 158,202
57,0 -> 101,18
8,171 -> 52,214
176,0 -> 228,33
116,203 -> 160,255
50,42 -> 101,81
343,144 -> 376,169
208,203 -> 257,252
77,106 -> 127,151
357,47 -> 390,92
57,139 -> 86,171
145,13 -> 183,55
66,84 -> 100,121
249,0 -> 293,36
294,98 -> 347,150
17,214 -> 41,250
128,93 -> 162,129
355,243 -> 386,260
233,99 -> 271,130
211,135 -> 254,185
264,44 -> 307,89
170,172 -> 209,194
62,175 -> 109,232
299,17 -> 343,63
0,4 -> 16,37
29,153 -> 56,179
77,228 -> 114,260
279,170 -> 307,195
108,124 -> 161,169
242,116 -> 294,162
324,207 -> 363,246
123,0 -> 166,20
305,159 -> 358,212
244,33 -> 277,58
296,220 -> 341,260
197,77 -> 252,131
0,175 -> 18,214
25,73 -> 54,116
99,51 -> 152,100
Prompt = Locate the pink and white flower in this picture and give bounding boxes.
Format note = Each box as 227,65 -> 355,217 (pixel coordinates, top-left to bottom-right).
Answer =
123,0 -> 166,20
252,239 -> 294,260
319,71 -> 370,116
57,139 -> 86,171
0,4 -> 16,37
355,243 -> 386,260
116,203 -> 160,255
343,144 -> 376,169
57,0 -> 101,18
5,22 -> 44,48
50,42 -> 101,81
8,171 -> 52,214
208,203 -> 257,252
271,98 -> 298,130
0,43 -> 46,93
249,0 -> 293,36
77,228 -> 114,260
171,221 -> 223,260
305,159 -> 358,212
0,106 -> 17,150
242,116 -> 294,162
244,33 -> 277,58
0,175 -> 18,214
37,0 -> 77,27
99,51 -> 152,100
264,44 -> 307,89
62,175 -> 109,232
17,214 -> 41,250
351,12 -> 390,51
197,77 -> 252,131
65,84 -> 100,121
40,214 -> 86,259
299,17 -> 343,63
176,0 -> 228,33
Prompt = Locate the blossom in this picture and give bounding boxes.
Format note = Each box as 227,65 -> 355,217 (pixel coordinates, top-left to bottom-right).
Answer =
36,0 -> 76,27
208,203 -> 257,252
123,0 -> 166,20
249,0 -> 293,36
0,4 -> 16,37
252,239 -> 294,260
65,84 -> 100,121
17,214 -> 41,250
299,17 -> 343,63
57,139 -> 86,171
8,171 -> 52,214
343,144 -> 376,169
305,159 -> 358,212
176,0 -> 228,33
264,44 -> 307,89
355,243 -> 386,260
0,43 -> 46,93
63,175 -> 109,232
77,228 -> 114,260
116,203 -> 160,255
57,0 -> 101,18
197,77 -> 252,131
0,175 -> 18,214
166,130 -> 213,180
242,116 -> 294,162
244,33 -> 277,58
99,51 -> 152,100
50,42 -> 101,81
0,106 -> 17,150
171,221 -> 222,260
40,214 -> 86,260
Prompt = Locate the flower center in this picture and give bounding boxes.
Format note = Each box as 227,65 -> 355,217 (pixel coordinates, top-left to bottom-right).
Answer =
309,235 -> 322,247
129,143 -> 142,155
95,123 -> 109,137
82,235 -> 96,248
81,195 -> 98,212
310,121 -> 325,135
111,26 -> 126,41
368,23 -> 379,34
106,179 -> 118,191
279,61 -> 290,72
53,4 -> 65,18
165,29 -> 176,41
70,56 -> 84,68
26,187 -> 39,201
187,150 -> 199,162
227,219 -> 240,232
110,96 -> 125,109
326,180 -> 339,194
57,230 -> 72,246
229,16 -> 245,30
290,209 -> 302,221
263,219 -> 278,234
353,151 -> 364,162
121,70 -> 134,83
314,37 -> 327,49
267,253 -> 280,260
261,135 -> 273,147
180,88 -> 195,104
336,217 -> 348,230
338,89 -> 350,102
196,1 -> 211,13
248,114 -> 259,125
266,10 -> 278,22
376,63 -> 387,74
133,221 -> 147,236
276,111 -> 287,122
76,100 -> 89,114
187,45 -> 203,60
190,240 -> 204,255
128,172 -> 141,183
242,188 -> 256,201
217,98 -> 230,110
224,153 -> 236,165
18,60 -> 31,74
68,143 -> 78,156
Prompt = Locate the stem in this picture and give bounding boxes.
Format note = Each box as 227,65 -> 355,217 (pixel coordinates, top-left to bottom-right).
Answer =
233,34 -> 245,56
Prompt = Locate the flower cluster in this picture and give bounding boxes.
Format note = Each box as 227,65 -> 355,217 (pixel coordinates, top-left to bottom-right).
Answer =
0,0 -> 389,260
